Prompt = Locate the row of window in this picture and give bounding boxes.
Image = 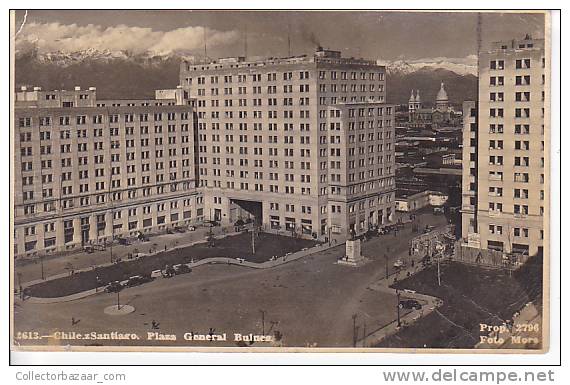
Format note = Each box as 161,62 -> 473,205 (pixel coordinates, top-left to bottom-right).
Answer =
186,70 -> 385,83
488,171 -> 545,183
489,58 -> 533,70
18,112 -> 190,127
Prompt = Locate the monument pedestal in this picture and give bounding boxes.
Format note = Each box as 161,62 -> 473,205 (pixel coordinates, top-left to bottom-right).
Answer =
338,239 -> 368,267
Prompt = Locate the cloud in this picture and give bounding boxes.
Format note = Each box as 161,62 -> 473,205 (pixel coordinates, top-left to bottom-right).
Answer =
15,22 -> 239,55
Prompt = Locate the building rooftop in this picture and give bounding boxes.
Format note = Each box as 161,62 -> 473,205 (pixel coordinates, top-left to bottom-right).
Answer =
182,47 -> 382,71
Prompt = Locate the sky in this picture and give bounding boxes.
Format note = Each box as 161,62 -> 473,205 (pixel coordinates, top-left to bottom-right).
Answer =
14,10 -> 545,63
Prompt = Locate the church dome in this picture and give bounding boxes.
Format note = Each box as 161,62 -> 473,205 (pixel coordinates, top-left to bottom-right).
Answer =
436,82 -> 448,101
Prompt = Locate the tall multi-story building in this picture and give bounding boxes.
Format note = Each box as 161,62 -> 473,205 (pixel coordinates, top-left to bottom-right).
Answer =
13,47 -> 396,258
13,86 -> 203,258
461,35 -> 546,257
180,47 -> 396,239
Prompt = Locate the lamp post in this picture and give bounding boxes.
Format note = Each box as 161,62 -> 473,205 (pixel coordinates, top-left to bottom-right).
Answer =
259,309 -> 266,335
252,218 -> 256,255
352,314 -> 357,347
396,289 -> 401,328
40,255 -> 45,280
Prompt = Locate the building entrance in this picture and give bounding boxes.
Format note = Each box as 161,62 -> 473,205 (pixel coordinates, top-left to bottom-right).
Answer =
229,199 -> 262,225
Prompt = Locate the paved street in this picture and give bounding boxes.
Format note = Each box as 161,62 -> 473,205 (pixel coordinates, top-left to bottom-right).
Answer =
14,212 -> 448,348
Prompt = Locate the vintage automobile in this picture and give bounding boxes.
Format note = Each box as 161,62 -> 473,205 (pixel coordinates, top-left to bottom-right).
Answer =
399,299 -> 423,310
125,275 -> 153,287
393,259 -> 407,269
104,281 -> 123,293
173,264 -> 192,275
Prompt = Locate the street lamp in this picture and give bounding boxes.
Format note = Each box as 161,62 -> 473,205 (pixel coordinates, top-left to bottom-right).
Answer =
40,255 -> 45,280
259,309 -> 266,335
352,314 -> 358,347
396,289 -> 401,328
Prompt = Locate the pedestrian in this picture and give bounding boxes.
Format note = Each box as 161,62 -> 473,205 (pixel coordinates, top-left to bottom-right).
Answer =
164,245 -> 167,252
71,317 -> 76,325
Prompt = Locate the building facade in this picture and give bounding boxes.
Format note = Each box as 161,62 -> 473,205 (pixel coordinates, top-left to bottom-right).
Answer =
14,48 -> 397,258
179,48 -> 396,240
14,86 -> 203,258
461,35 -> 546,257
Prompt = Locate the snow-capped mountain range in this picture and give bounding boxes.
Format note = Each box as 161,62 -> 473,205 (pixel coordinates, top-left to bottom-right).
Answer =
15,48 -> 478,104
378,57 -> 477,76
18,48 -> 477,76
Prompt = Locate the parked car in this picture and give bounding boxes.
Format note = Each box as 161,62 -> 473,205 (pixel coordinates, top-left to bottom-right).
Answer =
162,265 -> 176,278
399,299 -> 422,310
104,281 -> 123,293
137,232 -> 150,242
433,206 -> 445,215
118,237 -> 131,246
424,225 -> 436,234
150,270 -> 163,279
175,226 -> 187,233
173,264 -> 192,275
393,259 -> 407,269
84,245 -> 95,254
125,275 -> 153,287
187,225 -> 196,231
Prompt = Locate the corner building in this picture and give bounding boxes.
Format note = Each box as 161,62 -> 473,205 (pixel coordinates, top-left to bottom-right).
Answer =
14,87 -> 203,257
461,36 -> 547,257
180,48 -> 396,239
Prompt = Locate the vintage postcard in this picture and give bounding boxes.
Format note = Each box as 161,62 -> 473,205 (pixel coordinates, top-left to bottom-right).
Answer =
10,10 -> 552,353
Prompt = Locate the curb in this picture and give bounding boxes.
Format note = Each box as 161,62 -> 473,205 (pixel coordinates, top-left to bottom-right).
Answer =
23,243 -> 342,304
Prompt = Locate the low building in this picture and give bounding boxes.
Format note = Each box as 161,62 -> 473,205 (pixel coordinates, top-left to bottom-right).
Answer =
395,189 -> 448,212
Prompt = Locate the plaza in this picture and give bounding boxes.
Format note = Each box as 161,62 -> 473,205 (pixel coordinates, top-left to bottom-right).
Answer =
14,212 -> 447,348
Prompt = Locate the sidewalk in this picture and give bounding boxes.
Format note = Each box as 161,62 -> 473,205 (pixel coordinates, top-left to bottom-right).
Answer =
15,225 -> 232,285
19,228 -> 243,289
356,253 -> 443,347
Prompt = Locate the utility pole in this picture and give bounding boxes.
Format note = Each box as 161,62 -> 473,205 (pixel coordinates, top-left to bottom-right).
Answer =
396,290 -> 401,327
260,309 -> 266,335
352,314 -> 357,347
40,255 -> 45,280
437,252 -> 441,286
252,218 -> 256,255
117,290 -> 121,310
384,254 -> 389,279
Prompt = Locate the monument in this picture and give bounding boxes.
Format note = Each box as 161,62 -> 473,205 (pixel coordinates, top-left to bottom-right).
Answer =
338,239 -> 367,266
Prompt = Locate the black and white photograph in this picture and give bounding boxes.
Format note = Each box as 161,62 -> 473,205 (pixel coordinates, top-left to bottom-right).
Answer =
10,9 -> 552,353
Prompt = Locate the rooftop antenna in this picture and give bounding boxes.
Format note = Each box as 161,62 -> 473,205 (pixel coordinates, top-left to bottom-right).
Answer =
203,27 -> 208,58
287,21 -> 292,56
477,12 -> 482,78
244,25 -> 248,58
